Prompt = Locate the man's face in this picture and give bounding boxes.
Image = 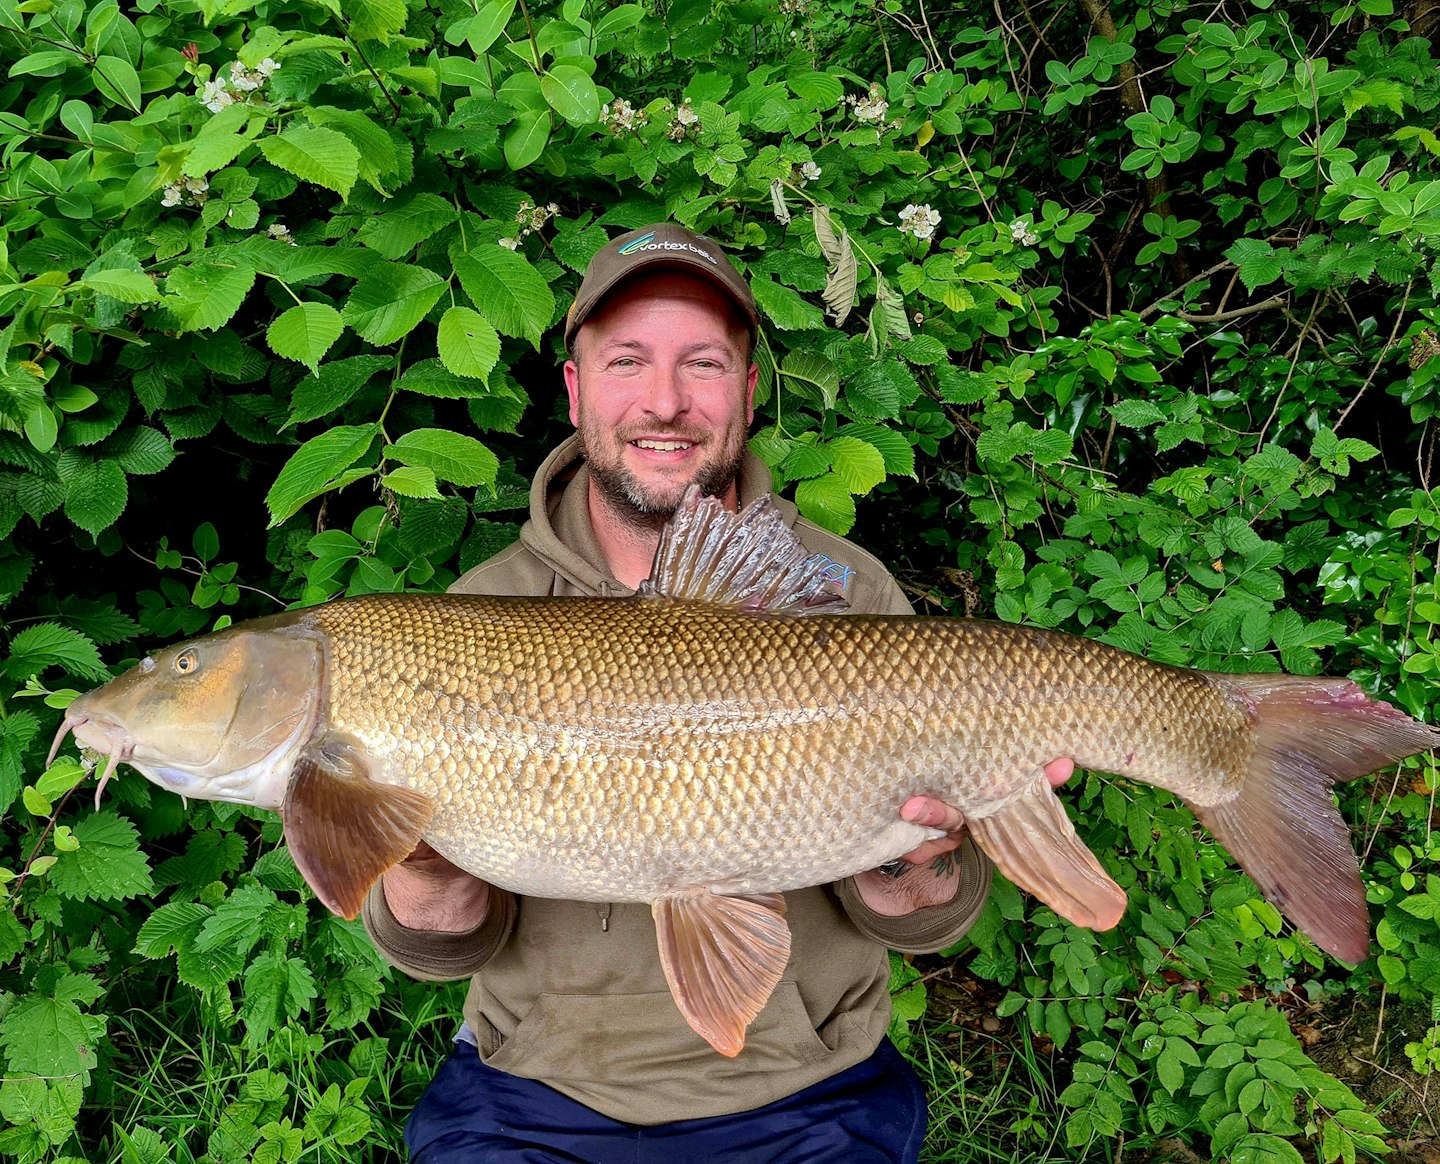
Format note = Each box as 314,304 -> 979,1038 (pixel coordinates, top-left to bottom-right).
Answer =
565,270 -> 759,525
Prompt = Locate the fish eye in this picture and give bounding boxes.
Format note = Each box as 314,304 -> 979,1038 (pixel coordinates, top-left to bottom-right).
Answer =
173,648 -> 199,676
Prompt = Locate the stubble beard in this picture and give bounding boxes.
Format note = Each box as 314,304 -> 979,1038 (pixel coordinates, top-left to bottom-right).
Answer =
579,417 -> 748,533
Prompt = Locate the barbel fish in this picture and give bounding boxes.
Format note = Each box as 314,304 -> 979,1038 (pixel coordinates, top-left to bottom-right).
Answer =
49,490 -> 1439,1056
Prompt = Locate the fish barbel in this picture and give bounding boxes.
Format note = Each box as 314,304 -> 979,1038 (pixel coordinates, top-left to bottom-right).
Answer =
50,490 -> 1439,1056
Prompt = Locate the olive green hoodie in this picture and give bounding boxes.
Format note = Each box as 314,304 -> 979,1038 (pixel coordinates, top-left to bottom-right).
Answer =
362,436 -> 994,1124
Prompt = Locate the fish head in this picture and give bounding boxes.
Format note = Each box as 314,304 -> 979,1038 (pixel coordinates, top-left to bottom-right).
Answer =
51,625 -> 324,810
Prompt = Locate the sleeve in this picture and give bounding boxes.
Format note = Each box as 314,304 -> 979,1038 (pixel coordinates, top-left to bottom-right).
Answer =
361,880 -> 519,982
831,836 -> 994,953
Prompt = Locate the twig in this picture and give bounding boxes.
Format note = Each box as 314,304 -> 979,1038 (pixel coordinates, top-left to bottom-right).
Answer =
1136,260 -> 1234,320
1176,295 -> 1286,324
1336,278 -> 1413,431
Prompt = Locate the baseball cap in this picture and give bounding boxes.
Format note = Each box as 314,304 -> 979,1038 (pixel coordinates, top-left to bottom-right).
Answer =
564,223 -> 760,352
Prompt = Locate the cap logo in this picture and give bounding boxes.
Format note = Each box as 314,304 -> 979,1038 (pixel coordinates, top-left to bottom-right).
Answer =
616,231 -> 720,266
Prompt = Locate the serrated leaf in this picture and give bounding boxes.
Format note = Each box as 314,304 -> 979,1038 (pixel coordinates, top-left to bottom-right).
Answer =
167,264 -> 257,333
63,459 -> 128,535
134,902 -> 211,958
260,125 -> 360,200
813,206 -> 844,265
822,228 -> 858,325
795,473 -> 856,534
828,435 -> 887,494
241,953 -> 318,1045
288,355 -> 393,427
268,302 -> 345,373
3,623 -> 109,682
387,428 -> 498,488
788,70 -> 844,108
79,269 -> 158,303
1225,238 -> 1284,294
437,306 -> 500,381
49,811 -> 154,901
341,0 -> 408,42
752,274 -> 825,331
450,244 -> 554,348
781,350 -> 840,409
341,263 -> 445,347
0,995 -> 102,1085
266,424 -> 379,526
396,359 -> 496,399
105,427 -> 175,476
382,465 -> 442,498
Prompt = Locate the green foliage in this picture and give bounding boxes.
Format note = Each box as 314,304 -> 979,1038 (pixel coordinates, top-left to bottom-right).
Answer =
3,0 -> 1439,1157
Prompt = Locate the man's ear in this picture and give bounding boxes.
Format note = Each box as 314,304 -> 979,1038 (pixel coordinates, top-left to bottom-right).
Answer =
564,358 -> 581,426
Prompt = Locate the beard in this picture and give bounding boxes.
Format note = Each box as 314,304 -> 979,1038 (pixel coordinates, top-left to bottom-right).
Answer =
578,416 -> 748,532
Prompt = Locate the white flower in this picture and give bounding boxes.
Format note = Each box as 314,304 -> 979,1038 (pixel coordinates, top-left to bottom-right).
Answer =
161,185 -> 183,207
800,160 -> 822,184
675,100 -> 699,126
229,60 -> 261,91
851,84 -> 889,124
898,203 -> 941,241
267,222 -> 296,245
199,78 -> 234,112
255,58 -> 280,78
499,237 -> 521,250
1009,219 -> 1039,247
600,98 -> 646,134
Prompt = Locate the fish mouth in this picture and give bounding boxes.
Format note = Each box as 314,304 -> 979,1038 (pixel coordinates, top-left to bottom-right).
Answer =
49,710 -> 135,809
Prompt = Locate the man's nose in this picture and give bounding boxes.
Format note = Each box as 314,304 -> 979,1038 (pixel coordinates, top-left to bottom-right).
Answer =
643,366 -> 689,419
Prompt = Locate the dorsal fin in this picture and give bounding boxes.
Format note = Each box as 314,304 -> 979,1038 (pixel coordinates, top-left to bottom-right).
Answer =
637,486 -> 850,614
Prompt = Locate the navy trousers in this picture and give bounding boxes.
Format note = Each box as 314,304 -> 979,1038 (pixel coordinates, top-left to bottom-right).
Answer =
406,1037 -> 928,1163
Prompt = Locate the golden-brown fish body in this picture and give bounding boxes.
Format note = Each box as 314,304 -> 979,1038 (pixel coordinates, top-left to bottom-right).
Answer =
306,595 -> 1240,904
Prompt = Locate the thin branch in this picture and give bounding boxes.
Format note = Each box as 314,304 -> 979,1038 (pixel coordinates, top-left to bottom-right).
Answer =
1176,295 -> 1287,324
1336,278 -> 1414,431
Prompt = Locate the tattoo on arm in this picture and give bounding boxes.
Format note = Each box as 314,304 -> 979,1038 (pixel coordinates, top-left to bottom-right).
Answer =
928,852 -> 957,878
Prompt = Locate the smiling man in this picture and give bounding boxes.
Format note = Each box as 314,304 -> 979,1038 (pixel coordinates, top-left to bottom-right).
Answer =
364,223 -> 1072,1163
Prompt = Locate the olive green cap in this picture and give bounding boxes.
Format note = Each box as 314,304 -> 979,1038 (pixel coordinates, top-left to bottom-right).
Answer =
564,223 -> 759,352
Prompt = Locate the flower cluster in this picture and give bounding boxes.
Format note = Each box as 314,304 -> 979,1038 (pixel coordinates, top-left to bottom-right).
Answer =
667,99 -> 701,141
778,0 -> 809,12
848,83 -> 889,124
161,176 -> 209,208
898,203 -> 941,241
501,199 -> 560,249
599,98 -> 649,135
197,58 -> 279,114
268,222 -> 297,246
1009,218 -> 1039,246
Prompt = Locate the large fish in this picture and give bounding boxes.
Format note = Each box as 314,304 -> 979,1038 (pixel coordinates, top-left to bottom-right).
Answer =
50,491 -> 1438,1056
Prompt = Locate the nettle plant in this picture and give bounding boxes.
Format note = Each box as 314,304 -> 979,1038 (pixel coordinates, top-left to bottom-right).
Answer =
1,0 -> 1438,1158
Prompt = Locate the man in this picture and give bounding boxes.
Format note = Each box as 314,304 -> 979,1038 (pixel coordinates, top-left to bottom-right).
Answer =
364,223 -> 1072,1162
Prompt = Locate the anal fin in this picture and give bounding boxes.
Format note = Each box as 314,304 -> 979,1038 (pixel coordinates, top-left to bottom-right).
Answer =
282,737 -> 435,920
652,889 -> 792,1057
967,770 -> 1127,931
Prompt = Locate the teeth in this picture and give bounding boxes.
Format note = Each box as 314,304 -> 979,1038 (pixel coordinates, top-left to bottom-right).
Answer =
635,440 -> 691,451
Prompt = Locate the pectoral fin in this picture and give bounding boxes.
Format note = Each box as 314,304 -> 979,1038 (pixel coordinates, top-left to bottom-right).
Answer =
967,770 -> 1127,931
652,889 -> 792,1057
281,737 -> 435,920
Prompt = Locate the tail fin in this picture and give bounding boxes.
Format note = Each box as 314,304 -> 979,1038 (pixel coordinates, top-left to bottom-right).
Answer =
1192,676 -> 1438,964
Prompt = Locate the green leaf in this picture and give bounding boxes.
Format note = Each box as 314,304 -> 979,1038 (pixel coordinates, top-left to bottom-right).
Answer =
828,435 -> 887,494
288,355 -> 393,426
450,244 -> 555,348
265,424 -> 379,526
1225,238 -> 1284,293
504,109 -> 552,170
260,125 -> 361,200
0,995 -> 103,1085
241,953 -> 318,1045
3,623 -> 109,682
752,274 -> 826,331
437,306 -> 501,381
541,65 -> 601,125
387,428 -> 498,488
166,263 -> 257,333
341,0 -> 408,42
49,811 -> 155,901
134,902 -> 211,958
92,55 -> 141,111
341,264 -> 446,347
382,465 -> 442,498
268,302 -> 345,373
63,459 -> 128,535
788,70 -> 844,108
105,427 -> 175,475
795,473 -> 856,534
79,269 -> 158,303
1110,399 -> 1166,427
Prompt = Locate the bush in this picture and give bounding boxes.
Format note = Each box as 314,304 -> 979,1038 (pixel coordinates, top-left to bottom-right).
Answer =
1,0 -> 1437,1158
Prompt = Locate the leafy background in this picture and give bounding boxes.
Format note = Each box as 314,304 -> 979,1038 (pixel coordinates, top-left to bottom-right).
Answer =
2,0 -> 1439,1159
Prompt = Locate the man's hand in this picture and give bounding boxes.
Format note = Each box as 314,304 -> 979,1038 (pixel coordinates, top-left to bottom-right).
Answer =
381,840 -> 492,933
853,759 -> 1076,918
